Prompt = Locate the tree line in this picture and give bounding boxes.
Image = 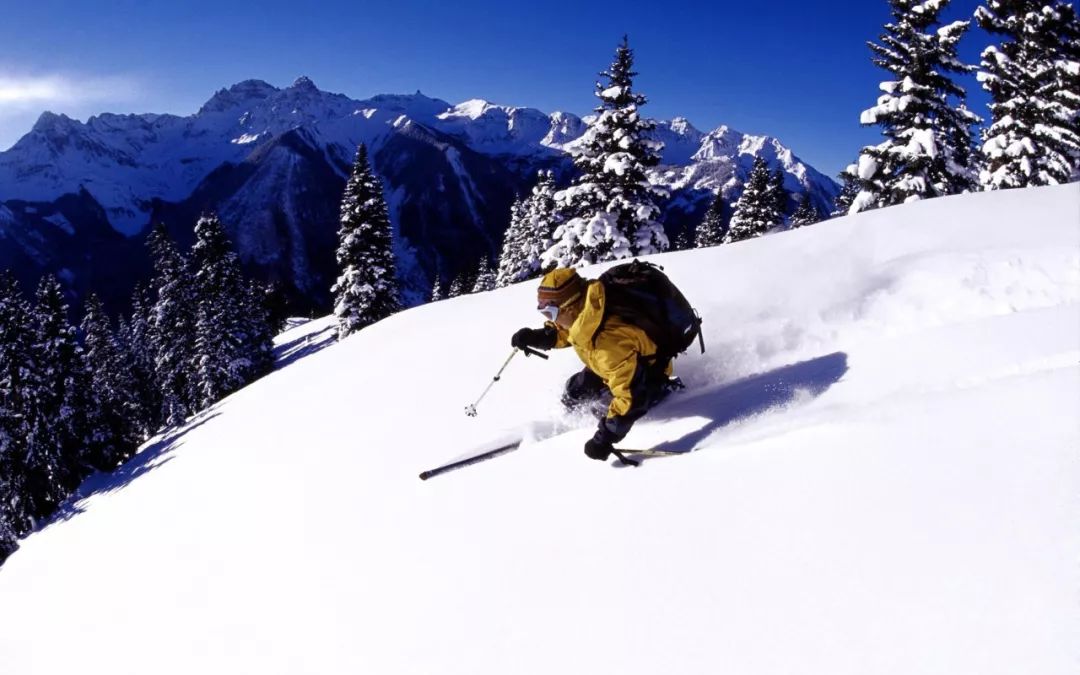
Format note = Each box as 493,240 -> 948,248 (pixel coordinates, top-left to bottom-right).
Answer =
837,0 -> 1079,213
410,0 -> 1078,304
0,215 -> 277,562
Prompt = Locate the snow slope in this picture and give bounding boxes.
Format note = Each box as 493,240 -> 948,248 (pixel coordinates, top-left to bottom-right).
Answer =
1,185 -> 1078,674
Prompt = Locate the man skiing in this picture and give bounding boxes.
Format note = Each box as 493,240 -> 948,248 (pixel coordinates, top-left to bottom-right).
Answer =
511,267 -> 684,462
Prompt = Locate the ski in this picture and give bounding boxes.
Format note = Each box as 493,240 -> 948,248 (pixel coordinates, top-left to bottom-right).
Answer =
610,447 -> 688,466
419,440 -> 522,481
619,448 -> 686,457
419,442 -> 686,478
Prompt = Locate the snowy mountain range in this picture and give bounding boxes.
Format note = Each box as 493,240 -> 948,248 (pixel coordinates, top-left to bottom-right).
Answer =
0,76 -> 839,312
1,185 -> 1076,674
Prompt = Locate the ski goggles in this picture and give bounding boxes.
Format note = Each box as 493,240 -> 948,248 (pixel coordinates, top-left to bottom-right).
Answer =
538,302 -> 560,323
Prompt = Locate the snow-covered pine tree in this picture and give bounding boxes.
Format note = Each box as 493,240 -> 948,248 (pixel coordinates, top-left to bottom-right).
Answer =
471,257 -> 496,293
496,197 -> 529,286
120,283 -> 163,435
0,505 -> 16,563
147,223 -> 197,427
0,275 -> 27,556
976,1 -> 1080,188
242,279 -> 275,381
430,276 -> 444,302
497,171 -> 563,287
523,171 -> 561,273
542,36 -> 668,268
695,190 -> 726,248
332,143 -> 400,339
446,273 -> 467,299
190,213 -> 261,408
82,294 -> 146,460
851,0 -> 981,213
725,157 -> 784,243
791,195 -> 822,227
771,168 -> 790,222
261,281 -> 289,335
0,272 -> 35,542
25,275 -> 86,518
833,170 -> 862,216
671,229 -> 692,251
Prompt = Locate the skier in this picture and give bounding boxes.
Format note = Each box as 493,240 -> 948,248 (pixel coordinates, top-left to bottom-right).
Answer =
511,268 -> 684,462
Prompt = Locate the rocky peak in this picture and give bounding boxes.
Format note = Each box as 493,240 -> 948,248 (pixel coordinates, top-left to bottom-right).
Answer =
288,76 -> 318,92
32,111 -> 78,135
542,111 -> 587,149
692,125 -> 742,162
359,92 -> 453,123
668,117 -> 702,138
198,79 -> 280,115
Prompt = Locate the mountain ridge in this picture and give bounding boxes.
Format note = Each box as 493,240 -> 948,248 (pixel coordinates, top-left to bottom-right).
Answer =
0,77 -> 840,313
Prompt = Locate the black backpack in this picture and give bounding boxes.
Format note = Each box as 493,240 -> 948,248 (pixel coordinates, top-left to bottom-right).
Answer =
596,259 -> 704,364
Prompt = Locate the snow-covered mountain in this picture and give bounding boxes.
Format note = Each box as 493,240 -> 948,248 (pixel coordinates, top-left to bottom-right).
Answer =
0,77 -> 838,311
1,184 -> 1075,675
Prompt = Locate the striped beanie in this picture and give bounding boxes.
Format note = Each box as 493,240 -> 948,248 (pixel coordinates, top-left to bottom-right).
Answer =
537,268 -> 586,309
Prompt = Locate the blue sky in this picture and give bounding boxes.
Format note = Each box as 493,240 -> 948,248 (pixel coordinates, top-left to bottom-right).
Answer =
0,0 -> 991,177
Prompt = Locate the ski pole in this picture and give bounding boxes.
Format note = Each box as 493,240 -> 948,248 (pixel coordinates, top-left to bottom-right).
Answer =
464,347 -> 547,417
465,349 -> 518,417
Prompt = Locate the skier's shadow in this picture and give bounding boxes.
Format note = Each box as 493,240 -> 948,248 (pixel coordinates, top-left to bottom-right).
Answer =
645,351 -> 849,456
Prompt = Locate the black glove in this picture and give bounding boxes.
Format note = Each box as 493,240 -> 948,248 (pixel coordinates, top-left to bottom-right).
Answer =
511,326 -> 557,351
584,438 -> 612,461
593,415 -> 632,446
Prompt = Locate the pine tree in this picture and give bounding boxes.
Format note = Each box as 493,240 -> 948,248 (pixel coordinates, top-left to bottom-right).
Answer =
0,459 -> 17,558
497,197 -> 529,286
771,168 -> 790,222
671,228 -> 692,252
0,272 -> 35,543
497,171 -> 563,287
332,143 -> 400,339
120,283 -> 163,435
430,275 -> 443,302
446,272 -> 468,299
261,281 -> 290,335
543,36 -> 668,267
191,214 -> 272,408
851,0 -> 981,213
976,1 -> 1080,188
471,257 -> 496,293
25,275 -> 85,519
695,190 -> 726,248
833,170 -> 862,216
243,279 -> 275,381
82,294 -> 146,461
725,157 -> 784,243
791,195 -> 822,227
0,508 -> 16,563
190,213 -> 248,407
147,223 -> 197,427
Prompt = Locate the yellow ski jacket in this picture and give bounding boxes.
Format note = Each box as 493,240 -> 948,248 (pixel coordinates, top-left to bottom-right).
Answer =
547,280 -> 672,419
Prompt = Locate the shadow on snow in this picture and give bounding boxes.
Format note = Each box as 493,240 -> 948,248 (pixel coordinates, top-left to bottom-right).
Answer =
630,351 -> 849,460
41,324 -> 336,533
45,411 -> 223,529
273,323 -> 337,370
